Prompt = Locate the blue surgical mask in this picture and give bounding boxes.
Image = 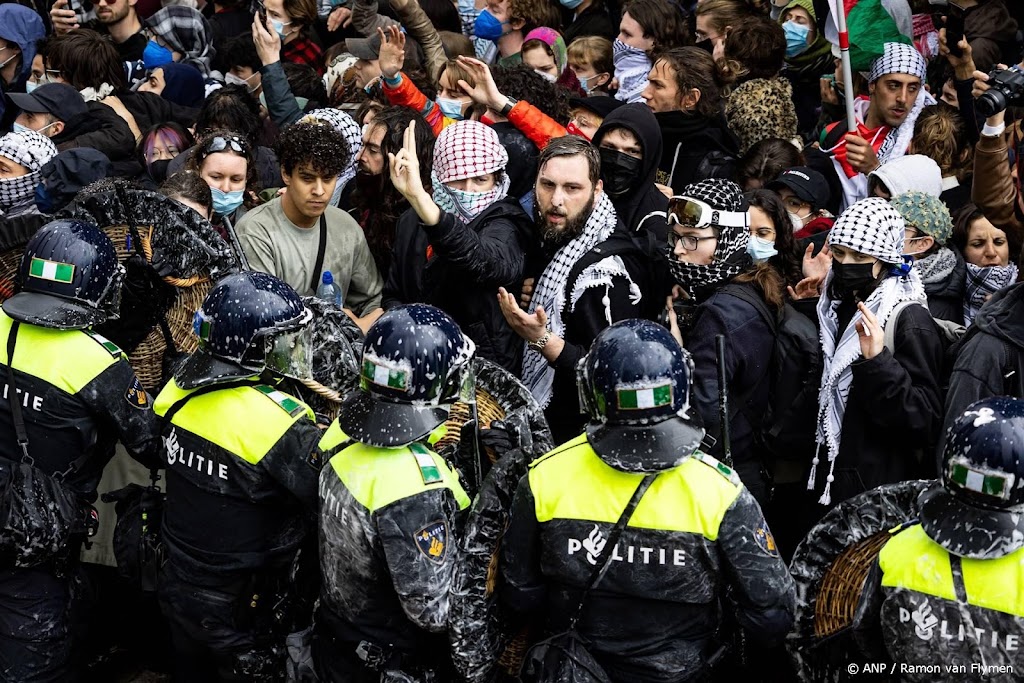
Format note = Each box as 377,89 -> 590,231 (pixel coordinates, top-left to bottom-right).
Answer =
560,0 -> 584,8
272,19 -> 292,40
782,21 -> 811,59
474,10 -> 509,42
25,80 -> 40,94
12,122 -> 30,135
746,235 -> 778,262
436,97 -> 465,120
143,40 -> 174,70
34,183 -> 55,214
211,187 -> 244,216
578,74 -> 600,94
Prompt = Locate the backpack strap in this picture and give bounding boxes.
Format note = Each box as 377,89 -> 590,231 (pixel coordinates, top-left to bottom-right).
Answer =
882,300 -> 922,354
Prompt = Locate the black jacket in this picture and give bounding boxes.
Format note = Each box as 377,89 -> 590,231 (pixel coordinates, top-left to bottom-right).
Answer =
537,223 -> 667,443
382,198 -> 534,374
943,282 -> 1024,448
592,104 -> 669,240
561,3 -> 617,44
687,283 -> 776,504
117,89 -> 199,133
655,110 -> 739,194
502,438 -> 795,682
53,101 -> 138,175
491,123 -> 538,200
810,302 -> 943,506
921,247 -> 966,326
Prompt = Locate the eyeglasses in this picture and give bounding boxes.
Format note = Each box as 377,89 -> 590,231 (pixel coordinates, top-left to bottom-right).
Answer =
668,232 -> 718,251
200,135 -> 248,159
666,196 -> 748,230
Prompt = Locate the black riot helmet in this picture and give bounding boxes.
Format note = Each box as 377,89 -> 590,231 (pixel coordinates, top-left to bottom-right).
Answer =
578,319 -> 705,472
919,397 -> 1024,560
175,271 -> 313,389
3,219 -> 124,330
336,304 -> 475,448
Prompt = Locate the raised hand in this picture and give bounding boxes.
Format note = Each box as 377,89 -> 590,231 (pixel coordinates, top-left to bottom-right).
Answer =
388,120 -> 423,199
455,56 -> 507,113
252,12 -> 282,66
377,26 -> 406,80
327,6 -> 352,32
50,0 -> 78,35
855,302 -> 884,359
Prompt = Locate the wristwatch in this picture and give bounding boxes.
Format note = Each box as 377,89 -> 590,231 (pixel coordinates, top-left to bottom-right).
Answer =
528,331 -> 552,351
499,98 -> 517,117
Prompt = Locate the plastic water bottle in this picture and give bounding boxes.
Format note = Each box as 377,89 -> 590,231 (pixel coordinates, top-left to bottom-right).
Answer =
316,271 -> 343,308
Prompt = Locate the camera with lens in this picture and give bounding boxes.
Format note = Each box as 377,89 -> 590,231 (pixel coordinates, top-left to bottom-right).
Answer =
976,65 -> 1024,118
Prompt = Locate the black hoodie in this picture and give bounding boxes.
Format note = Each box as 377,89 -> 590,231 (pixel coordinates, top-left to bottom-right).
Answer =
591,104 -> 669,241
655,110 -> 739,194
943,281 -> 1024,448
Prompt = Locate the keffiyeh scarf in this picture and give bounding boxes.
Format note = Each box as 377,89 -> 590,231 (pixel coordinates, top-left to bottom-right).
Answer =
914,247 -> 957,286
964,262 -> 1019,326
809,197 -> 925,505
613,40 -> 651,104
147,6 -> 215,76
301,109 -> 362,206
523,193 -> 619,407
431,172 -> 510,224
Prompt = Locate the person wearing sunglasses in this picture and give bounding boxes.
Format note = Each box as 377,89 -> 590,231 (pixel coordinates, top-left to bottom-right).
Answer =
186,129 -> 257,227
664,178 -> 785,506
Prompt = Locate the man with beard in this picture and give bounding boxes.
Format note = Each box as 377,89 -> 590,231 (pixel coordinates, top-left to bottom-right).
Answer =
818,42 -> 935,210
499,135 -> 662,443
349,105 -> 435,284
49,0 -> 147,61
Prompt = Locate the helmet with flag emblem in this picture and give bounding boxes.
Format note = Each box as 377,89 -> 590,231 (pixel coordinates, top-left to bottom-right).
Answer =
175,271 -> 313,389
577,318 -> 705,472
3,219 -> 124,330
919,397 -> 1024,560
336,304 -> 475,448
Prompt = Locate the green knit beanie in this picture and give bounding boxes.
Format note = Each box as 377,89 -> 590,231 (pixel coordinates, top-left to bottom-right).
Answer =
889,191 -> 953,243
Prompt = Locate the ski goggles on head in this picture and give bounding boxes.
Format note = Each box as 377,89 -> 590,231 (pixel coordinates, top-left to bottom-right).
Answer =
666,196 -> 748,230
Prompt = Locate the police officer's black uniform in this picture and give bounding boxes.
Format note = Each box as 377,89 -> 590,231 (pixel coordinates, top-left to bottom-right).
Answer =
153,272 -> 322,682
0,220 -> 160,682
501,319 -> 796,682
315,305 -> 474,682
855,397 -> 1024,682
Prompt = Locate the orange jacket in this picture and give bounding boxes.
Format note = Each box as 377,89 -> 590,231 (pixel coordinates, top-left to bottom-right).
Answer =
507,100 -> 566,150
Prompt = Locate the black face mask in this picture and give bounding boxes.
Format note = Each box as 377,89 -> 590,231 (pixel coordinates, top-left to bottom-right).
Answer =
830,260 -> 879,300
599,147 -> 642,198
695,38 -> 714,54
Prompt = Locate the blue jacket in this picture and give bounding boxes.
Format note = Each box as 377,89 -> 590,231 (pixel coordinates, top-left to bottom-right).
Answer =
0,5 -> 45,121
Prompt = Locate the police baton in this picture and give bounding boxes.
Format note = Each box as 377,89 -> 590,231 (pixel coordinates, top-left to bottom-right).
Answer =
716,335 -> 733,467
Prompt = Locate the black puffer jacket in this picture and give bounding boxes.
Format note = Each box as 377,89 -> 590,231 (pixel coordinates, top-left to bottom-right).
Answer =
942,282 -> 1024,449
52,101 -> 138,175
382,198 -> 535,374
592,104 -> 669,241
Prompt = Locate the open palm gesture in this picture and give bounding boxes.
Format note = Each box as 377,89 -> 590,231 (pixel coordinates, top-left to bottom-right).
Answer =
377,26 -> 406,79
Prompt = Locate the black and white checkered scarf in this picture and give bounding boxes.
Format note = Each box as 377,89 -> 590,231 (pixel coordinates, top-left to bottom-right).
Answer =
811,198 -> 925,506
964,262 -> 1019,326
523,192 -> 619,407
146,6 -> 215,77
666,179 -> 752,302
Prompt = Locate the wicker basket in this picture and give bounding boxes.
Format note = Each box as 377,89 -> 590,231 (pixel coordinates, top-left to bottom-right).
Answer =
435,390 -> 508,464
0,223 -> 210,391
813,531 -> 891,638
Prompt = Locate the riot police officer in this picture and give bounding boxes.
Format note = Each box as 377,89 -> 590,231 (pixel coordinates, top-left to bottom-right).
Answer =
0,219 -> 160,682
315,304 -> 474,682
500,319 -> 795,682
153,271 -> 322,682
855,397 -> 1024,682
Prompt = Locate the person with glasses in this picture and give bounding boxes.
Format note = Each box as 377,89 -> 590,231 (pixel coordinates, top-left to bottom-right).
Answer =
663,178 -> 786,506
49,0 -> 147,61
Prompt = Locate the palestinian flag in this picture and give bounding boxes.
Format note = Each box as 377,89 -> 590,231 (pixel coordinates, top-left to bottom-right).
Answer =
823,0 -> 914,71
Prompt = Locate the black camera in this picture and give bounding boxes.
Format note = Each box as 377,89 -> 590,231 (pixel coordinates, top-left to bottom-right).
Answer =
977,65 -> 1024,118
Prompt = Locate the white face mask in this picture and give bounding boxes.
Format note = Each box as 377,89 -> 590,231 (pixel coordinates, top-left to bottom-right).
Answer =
225,72 -> 258,93
787,210 -> 809,229
534,69 -> 557,83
